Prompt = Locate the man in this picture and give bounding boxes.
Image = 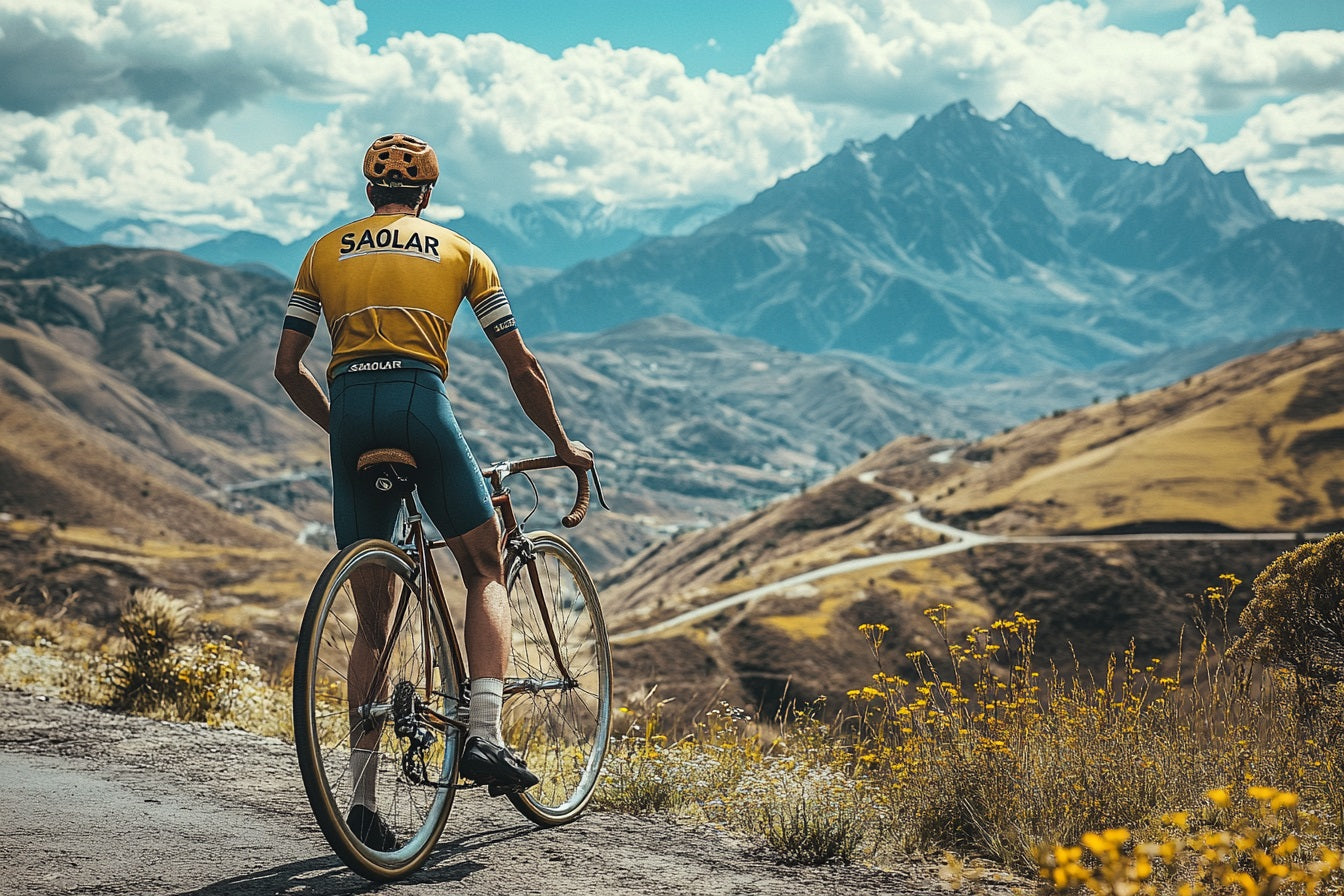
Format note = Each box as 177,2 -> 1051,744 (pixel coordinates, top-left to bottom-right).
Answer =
274,133 -> 592,850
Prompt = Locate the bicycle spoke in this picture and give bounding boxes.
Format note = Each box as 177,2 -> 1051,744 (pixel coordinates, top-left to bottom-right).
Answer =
501,534 -> 611,825
294,540 -> 462,881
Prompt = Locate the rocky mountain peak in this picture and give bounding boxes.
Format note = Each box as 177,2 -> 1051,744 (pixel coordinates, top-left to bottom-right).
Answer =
517,99 -> 1339,378
1002,101 -> 1052,129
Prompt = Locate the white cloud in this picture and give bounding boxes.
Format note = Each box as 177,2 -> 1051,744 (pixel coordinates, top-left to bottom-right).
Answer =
1200,92 -> 1344,221
338,33 -> 823,212
0,0 -> 1341,234
753,0 -> 1019,113
0,104 -> 353,234
0,7 -> 826,237
0,0 -> 384,123
752,0 -> 1344,173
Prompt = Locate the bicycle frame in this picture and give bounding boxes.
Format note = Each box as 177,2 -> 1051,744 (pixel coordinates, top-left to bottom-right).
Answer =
482,465 -> 577,689
354,462 -> 580,753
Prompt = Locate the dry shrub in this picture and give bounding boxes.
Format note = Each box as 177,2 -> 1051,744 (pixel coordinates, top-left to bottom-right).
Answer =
599,693 -> 768,817
106,588 -> 289,735
741,763 -> 865,870
598,693 -> 868,866
1231,532 -> 1344,721
108,588 -> 194,714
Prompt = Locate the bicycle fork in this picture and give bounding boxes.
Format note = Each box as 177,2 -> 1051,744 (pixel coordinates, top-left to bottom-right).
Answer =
506,532 -> 578,691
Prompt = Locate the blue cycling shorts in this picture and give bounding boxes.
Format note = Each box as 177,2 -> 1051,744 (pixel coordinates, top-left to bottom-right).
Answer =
328,360 -> 494,548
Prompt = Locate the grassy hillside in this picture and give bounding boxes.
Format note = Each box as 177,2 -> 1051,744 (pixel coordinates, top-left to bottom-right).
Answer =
603,332 -> 1344,719
922,330 -> 1344,534
0,368 -> 329,667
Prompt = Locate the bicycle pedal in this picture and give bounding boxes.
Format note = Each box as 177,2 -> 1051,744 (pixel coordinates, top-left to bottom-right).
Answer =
487,783 -> 525,797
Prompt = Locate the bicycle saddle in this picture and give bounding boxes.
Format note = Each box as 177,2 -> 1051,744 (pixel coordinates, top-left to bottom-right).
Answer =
357,448 -> 417,493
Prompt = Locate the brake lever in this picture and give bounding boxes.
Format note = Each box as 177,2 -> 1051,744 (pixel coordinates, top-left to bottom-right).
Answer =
589,462 -> 611,512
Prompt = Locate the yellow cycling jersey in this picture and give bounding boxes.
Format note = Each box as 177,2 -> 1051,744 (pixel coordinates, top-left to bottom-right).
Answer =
283,213 -> 516,382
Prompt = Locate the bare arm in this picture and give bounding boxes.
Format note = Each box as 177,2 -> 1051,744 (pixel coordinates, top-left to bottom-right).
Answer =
491,330 -> 592,470
274,328 -> 330,433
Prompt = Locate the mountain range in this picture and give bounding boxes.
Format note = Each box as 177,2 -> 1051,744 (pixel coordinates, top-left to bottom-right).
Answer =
517,101 -> 1343,382
2,98 -> 1341,691
28,197 -> 730,284
16,100 -> 1341,414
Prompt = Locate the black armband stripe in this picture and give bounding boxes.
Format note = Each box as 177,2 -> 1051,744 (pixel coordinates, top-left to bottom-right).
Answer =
283,315 -> 317,337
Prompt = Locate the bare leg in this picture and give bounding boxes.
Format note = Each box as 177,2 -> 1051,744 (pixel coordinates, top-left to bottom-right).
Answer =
448,515 -> 508,742
347,565 -> 394,752
448,514 -> 508,681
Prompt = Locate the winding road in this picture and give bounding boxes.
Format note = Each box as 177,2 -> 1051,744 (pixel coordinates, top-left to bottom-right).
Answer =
609,480 -> 1310,645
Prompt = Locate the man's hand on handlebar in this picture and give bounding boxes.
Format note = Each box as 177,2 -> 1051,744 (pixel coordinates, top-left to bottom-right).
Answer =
557,439 -> 594,471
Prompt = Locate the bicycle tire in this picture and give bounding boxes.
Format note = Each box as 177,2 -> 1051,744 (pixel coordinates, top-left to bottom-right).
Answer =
293,539 -> 463,881
501,532 -> 613,825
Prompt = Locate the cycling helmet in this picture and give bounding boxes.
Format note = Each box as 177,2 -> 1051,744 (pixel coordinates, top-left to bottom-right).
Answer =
363,134 -> 439,187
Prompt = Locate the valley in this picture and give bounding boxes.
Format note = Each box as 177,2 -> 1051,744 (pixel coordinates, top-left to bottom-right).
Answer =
601,332 -> 1344,721
0,101 -> 1341,727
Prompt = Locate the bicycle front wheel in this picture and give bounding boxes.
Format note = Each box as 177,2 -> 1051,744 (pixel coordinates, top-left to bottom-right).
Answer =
293,539 -> 463,881
503,532 -> 612,825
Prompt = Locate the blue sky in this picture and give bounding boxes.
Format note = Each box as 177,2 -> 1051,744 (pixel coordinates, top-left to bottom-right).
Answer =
0,0 -> 1340,241
353,1 -> 1343,58
355,1 -> 800,78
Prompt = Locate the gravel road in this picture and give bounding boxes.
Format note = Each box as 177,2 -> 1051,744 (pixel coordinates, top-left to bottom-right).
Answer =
0,688 -> 1023,896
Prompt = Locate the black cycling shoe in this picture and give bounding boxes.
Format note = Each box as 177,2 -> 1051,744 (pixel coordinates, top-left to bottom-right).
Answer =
458,736 -> 540,792
346,804 -> 399,851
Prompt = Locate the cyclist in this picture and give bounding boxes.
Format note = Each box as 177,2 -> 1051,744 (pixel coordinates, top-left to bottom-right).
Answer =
274,133 -> 593,850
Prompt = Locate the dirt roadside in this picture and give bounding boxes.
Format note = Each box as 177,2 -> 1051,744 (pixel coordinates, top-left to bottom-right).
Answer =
0,688 -> 1026,896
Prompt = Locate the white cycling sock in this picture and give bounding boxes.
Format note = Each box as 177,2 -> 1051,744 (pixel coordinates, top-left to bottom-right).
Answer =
351,748 -> 379,810
468,677 -> 505,744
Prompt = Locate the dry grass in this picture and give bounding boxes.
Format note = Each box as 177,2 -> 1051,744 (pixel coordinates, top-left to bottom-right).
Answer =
930,340 -> 1344,535
598,694 -> 870,866
599,561 -> 1344,885
841,589 -> 1337,863
0,517 -> 326,671
0,588 -> 292,738
760,594 -> 852,639
6,536 -> 1344,887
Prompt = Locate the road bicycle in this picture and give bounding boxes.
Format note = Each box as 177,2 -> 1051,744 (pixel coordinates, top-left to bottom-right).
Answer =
292,447 -> 612,881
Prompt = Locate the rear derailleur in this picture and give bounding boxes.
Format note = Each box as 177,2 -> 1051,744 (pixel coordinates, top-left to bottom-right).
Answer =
391,680 -> 443,787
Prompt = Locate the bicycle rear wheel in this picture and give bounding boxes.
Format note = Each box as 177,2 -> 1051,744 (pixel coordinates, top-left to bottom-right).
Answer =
502,532 -> 612,825
293,539 -> 463,881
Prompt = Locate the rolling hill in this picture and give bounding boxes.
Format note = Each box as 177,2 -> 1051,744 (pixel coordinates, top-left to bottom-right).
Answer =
0,240 -> 991,665
918,330 -> 1344,535
601,332 -> 1343,721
